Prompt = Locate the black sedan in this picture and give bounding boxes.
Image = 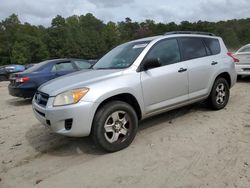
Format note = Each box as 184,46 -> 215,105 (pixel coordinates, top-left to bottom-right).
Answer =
8,59 -> 93,98
0,64 -> 25,81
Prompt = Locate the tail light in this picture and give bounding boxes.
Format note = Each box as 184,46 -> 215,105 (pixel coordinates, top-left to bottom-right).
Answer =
227,52 -> 239,63
16,77 -> 30,83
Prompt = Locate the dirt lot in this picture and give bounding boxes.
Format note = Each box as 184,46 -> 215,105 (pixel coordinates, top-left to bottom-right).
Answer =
0,79 -> 250,188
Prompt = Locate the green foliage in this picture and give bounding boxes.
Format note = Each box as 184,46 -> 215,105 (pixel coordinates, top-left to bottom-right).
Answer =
11,41 -> 29,64
1,13 -> 250,65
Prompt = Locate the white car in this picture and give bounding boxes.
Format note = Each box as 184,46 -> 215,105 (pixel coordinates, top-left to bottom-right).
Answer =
234,44 -> 250,76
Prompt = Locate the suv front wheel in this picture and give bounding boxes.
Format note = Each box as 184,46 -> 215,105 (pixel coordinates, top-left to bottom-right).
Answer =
208,77 -> 230,110
92,101 -> 138,152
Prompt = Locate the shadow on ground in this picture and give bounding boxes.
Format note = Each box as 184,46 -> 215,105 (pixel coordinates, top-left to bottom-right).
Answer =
237,76 -> 250,83
6,98 -> 32,106
25,102 -> 208,157
138,102 -> 208,131
25,125 -> 104,156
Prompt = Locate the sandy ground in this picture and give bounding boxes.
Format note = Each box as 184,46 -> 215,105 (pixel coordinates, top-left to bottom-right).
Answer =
0,79 -> 250,188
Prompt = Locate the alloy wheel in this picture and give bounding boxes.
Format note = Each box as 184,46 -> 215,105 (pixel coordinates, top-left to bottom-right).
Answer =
215,83 -> 226,105
104,111 -> 131,143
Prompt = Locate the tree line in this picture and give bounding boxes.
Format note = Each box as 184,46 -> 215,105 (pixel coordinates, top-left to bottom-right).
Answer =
0,13 -> 250,65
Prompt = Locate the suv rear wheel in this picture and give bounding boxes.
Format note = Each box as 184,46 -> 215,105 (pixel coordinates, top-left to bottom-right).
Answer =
208,77 -> 230,110
92,101 -> 138,152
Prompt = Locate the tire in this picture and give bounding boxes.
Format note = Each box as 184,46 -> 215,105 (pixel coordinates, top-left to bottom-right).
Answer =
207,77 -> 230,110
92,101 -> 138,152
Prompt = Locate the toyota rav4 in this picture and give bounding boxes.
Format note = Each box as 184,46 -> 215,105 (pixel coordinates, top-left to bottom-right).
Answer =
32,31 -> 237,152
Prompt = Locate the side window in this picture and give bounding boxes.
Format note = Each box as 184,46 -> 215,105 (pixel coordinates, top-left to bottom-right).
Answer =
179,37 -> 207,61
74,61 -> 91,69
51,62 -> 75,72
203,38 -> 221,55
146,39 -> 181,66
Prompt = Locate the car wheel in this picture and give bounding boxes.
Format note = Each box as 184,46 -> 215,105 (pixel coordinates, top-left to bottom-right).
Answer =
208,77 -> 230,110
92,101 -> 138,152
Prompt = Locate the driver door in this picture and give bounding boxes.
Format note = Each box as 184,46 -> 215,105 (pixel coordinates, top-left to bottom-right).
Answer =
140,38 -> 189,114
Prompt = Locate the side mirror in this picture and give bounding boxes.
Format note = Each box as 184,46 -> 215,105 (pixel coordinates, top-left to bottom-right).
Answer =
142,58 -> 161,71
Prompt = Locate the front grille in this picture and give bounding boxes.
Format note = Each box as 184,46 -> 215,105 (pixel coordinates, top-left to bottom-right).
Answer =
34,91 -> 49,107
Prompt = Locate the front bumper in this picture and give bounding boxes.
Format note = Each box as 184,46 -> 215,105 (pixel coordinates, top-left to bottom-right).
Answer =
32,97 -> 99,137
235,64 -> 250,76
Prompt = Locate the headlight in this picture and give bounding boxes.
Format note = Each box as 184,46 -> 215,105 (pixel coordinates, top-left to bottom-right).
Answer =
53,88 -> 89,107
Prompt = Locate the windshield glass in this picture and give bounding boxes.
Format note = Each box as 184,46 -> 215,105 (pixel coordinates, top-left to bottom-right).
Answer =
93,41 -> 150,69
23,60 -> 49,73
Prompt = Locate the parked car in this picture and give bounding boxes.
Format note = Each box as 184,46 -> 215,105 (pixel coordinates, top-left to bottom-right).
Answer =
9,59 -> 93,98
0,66 -> 6,81
0,64 -> 25,81
32,31 -> 237,152
234,44 -> 250,76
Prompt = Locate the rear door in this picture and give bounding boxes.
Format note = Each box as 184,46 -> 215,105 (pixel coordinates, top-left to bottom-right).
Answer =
178,37 -> 220,99
140,38 -> 189,113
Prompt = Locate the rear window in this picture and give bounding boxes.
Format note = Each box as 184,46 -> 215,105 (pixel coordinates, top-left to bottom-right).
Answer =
238,45 -> 250,53
74,60 -> 91,69
179,38 -> 207,61
23,61 -> 49,73
51,62 -> 75,72
203,38 -> 221,55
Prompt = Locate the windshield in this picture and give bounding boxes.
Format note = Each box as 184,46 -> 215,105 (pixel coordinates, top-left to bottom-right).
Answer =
23,60 -> 49,73
93,41 -> 150,69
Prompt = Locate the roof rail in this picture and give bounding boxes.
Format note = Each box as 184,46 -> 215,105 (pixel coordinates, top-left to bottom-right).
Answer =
164,31 -> 216,36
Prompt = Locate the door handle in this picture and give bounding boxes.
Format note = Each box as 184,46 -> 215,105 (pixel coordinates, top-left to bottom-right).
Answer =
211,61 -> 218,65
178,68 -> 187,73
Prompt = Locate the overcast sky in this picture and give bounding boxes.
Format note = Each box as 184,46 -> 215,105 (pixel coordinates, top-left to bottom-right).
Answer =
0,0 -> 250,26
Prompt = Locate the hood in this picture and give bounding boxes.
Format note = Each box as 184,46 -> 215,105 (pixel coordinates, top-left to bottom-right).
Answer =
39,69 -> 123,96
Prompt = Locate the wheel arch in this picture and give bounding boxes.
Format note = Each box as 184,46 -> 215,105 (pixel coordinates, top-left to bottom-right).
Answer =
215,72 -> 231,87
94,93 -> 142,121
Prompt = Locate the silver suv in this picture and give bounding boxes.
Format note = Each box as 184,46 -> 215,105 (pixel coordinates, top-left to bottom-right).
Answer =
32,31 -> 237,152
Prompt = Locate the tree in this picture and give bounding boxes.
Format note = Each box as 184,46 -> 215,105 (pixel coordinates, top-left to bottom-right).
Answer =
102,22 -> 121,51
11,42 -> 29,64
118,17 -> 140,42
0,14 -> 21,64
1,13 -> 250,66
46,15 -> 67,58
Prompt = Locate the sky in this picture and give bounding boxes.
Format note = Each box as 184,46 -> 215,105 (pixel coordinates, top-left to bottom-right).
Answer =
0,0 -> 250,26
